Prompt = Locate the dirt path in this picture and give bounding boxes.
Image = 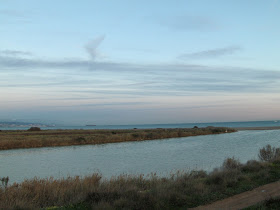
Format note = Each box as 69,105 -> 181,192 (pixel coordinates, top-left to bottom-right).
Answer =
191,181 -> 280,210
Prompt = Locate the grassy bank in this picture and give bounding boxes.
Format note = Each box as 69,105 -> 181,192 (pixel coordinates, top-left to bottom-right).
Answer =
1,145 -> 280,209
0,127 -> 235,150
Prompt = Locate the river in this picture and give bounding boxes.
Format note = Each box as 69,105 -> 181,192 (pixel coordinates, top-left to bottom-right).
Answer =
1,130 -> 280,183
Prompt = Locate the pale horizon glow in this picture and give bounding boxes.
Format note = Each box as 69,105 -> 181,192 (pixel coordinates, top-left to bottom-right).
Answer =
0,0 -> 280,125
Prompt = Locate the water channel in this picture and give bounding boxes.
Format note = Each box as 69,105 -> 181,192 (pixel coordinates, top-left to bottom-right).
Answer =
1,130 -> 280,183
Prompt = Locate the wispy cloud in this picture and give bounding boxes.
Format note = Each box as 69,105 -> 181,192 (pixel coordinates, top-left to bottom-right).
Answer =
59,102 -> 150,108
178,46 -> 242,60
85,35 -> 106,60
0,10 -> 27,17
1,46 -> 280,97
0,55 -> 133,71
115,47 -> 159,54
1,46 -> 280,125
159,15 -> 219,31
0,9 -> 32,23
0,50 -> 32,57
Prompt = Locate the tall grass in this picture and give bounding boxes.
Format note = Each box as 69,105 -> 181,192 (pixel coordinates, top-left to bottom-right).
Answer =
0,127 -> 235,150
1,145 -> 280,209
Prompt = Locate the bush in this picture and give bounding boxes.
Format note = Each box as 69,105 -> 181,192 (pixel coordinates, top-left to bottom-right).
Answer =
206,168 -> 241,188
189,170 -> 207,179
242,160 -> 264,173
222,157 -> 242,170
0,177 -> 9,188
75,137 -> 86,143
27,127 -> 41,131
258,144 -> 280,162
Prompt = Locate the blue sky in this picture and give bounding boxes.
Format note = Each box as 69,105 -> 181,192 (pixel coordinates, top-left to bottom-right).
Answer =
0,0 -> 280,125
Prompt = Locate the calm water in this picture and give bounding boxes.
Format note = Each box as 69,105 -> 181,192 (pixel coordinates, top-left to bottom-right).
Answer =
2,120 -> 280,130
1,130 -> 280,183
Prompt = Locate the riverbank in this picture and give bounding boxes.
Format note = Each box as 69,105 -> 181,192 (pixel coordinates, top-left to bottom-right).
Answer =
235,126 -> 280,130
1,145 -> 280,209
0,127 -> 235,150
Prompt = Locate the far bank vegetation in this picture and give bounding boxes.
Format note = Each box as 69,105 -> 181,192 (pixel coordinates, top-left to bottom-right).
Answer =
0,127 -> 235,150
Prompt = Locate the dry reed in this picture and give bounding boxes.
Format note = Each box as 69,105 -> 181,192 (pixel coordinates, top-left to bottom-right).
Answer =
1,146 -> 280,209
0,127 -> 235,150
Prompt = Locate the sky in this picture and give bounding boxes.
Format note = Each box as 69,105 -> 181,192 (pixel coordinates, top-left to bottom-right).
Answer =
0,0 -> 280,125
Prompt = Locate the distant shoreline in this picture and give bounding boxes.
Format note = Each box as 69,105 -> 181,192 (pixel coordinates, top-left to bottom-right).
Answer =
0,127 -> 235,150
235,126 -> 280,130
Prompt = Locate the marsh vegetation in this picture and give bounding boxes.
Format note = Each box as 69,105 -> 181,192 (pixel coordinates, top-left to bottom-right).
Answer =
0,127 -> 235,150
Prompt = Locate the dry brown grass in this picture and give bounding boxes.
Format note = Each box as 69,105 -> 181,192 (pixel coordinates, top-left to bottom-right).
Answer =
1,155 -> 280,209
0,127 -> 235,150
0,174 -> 102,209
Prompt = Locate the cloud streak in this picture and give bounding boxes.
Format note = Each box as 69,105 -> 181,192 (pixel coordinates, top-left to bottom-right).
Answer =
1,47 -> 280,125
0,10 -> 27,17
159,15 -> 219,31
59,102 -> 150,108
178,46 -> 242,60
85,35 -> 106,60
1,47 -> 280,97
0,50 -> 32,57
0,9 -> 32,24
